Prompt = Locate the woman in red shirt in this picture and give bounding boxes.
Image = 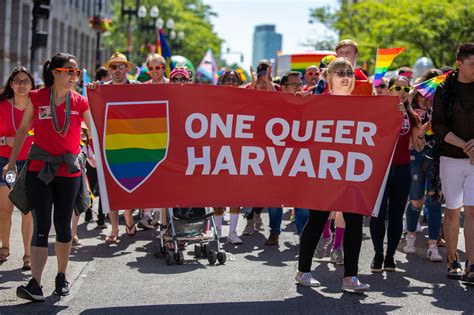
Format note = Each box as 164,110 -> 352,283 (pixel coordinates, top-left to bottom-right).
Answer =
0,67 -> 35,269
3,53 -> 92,302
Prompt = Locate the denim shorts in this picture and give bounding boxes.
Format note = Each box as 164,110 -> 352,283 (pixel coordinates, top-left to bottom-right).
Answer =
0,156 -> 27,187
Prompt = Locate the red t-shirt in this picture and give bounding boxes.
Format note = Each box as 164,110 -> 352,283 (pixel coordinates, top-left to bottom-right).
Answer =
28,88 -> 89,177
392,129 -> 412,166
0,99 -> 33,160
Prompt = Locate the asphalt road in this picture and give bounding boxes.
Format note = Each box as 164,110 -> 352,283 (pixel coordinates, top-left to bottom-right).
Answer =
0,208 -> 471,314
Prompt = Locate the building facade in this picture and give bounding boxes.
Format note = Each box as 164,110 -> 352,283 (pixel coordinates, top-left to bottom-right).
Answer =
0,0 -> 112,85
252,24 -> 282,69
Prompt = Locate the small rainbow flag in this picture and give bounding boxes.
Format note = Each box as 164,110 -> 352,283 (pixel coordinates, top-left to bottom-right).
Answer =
291,54 -> 328,75
414,73 -> 449,101
373,47 -> 405,87
104,103 -> 168,192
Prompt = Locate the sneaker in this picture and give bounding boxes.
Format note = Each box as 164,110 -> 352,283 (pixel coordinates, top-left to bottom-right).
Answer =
242,222 -> 255,235
383,255 -> 396,271
330,248 -> 344,265
264,232 -> 279,246
54,272 -> 70,296
447,256 -> 463,280
16,278 -> 45,302
461,262 -> 474,284
371,253 -> 384,273
426,245 -> 443,262
342,276 -> 370,293
227,232 -> 243,244
72,235 -> 81,246
315,237 -> 331,259
295,272 -> 321,287
254,213 -> 263,230
403,235 -> 416,254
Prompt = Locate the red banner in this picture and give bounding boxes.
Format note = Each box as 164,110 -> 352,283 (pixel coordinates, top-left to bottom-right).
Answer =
87,85 -> 401,216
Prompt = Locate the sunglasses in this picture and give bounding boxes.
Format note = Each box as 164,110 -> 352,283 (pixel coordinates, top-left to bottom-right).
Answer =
334,70 -> 354,78
306,71 -> 320,76
375,84 -> 387,89
390,85 -> 412,93
148,65 -> 165,71
12,78 -> 32,85
171,77 -> 188,83
55,68 -> 82,77
109,64 -> 127,70
223,77 -> 240,84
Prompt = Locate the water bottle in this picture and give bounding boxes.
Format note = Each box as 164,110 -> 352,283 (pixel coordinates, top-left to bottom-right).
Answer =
5,171 -> 16,187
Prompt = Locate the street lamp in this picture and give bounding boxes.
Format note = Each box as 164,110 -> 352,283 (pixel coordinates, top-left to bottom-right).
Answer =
120,0 -> 139,60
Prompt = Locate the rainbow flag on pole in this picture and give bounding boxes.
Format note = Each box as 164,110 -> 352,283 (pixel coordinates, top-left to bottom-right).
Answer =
104,102 -> 168,192
373,47 -> 405,87
414,72 -> 449,100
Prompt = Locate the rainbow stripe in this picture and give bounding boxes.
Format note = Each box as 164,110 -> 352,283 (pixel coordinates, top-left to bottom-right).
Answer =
414,73 -> 449,101
373,48 -> 405,86
291,54 -> 326,74
105,103 -> 168,191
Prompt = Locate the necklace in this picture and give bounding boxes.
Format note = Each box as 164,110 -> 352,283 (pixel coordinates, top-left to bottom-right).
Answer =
50,88 -> 71,137
8,98 -> 24,132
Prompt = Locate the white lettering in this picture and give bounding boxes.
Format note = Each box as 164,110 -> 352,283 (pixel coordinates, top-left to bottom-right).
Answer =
267,147 -> 293,176
318,150 -> 343,180
240,146 -> 264,175
335,120 -> 354,144
289,148 -> 316,178
185,113 -> 208,139
235,115 -> 255,139
210,114 -> 233,138
265,118 -> 290,146
355,122 -> 376,146
211,146 -> 238,175
346,152 -> 373,182
314,120 -> 334,143
186,146 -> 211,175
291,120 -> 314,142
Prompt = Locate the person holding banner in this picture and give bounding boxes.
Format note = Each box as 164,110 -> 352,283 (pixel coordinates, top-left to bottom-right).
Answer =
2,53 -> 92,301
145,54 -> 169,84
0,67 -> 35,269
370,76 -> 422,273
432,43 -> 474,283
295,57 -> 369,292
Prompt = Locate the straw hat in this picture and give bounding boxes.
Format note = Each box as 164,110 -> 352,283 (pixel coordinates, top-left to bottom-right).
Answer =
104,52 -> 133,69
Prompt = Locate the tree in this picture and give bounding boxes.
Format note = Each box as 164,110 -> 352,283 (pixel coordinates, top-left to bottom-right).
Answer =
310,0 -> 474,71
103,0 -> 223,68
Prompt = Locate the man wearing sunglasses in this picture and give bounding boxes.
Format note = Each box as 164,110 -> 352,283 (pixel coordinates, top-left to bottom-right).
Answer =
432,42 -> 474,284
303,65 -> 320,92
104,52 -> 140,85
374,77 -> 389,96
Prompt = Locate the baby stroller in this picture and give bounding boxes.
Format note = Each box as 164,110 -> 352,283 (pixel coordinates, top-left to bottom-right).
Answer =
153,207 -> 226,265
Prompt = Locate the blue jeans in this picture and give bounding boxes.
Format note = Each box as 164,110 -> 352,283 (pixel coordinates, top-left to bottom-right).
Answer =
406,148 -> 442,240
268,207 -> 309,235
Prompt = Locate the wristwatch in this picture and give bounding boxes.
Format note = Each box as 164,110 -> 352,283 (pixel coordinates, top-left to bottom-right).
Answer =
0,136 -> 6,145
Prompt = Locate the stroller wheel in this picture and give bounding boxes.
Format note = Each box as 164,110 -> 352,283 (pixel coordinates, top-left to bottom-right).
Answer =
165,251 -> 174,265
194,244 -> 202,258
175,251 -> 184,265
202,244 -> 211,258
217,251 -> 227,265
208,250 -> 217,265
153,244 -> 165,258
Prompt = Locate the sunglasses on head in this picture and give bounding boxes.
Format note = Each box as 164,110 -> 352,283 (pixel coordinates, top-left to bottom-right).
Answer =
390,85 -> 412,93
148,65 -> 165,71
171,77 -> 188,83
306,71 -> 320,76
55,68 -> 82,77
12,78 -> 32,85
109,64 -> 127,70
376,84 -> 387,89
334,70 -> 354,78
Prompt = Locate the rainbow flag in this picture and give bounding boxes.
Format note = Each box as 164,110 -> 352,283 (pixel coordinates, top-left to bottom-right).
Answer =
291,54 -> 327,75
373,47 -> 405,87
414,73 -> 449,101
104,103 -> 168,192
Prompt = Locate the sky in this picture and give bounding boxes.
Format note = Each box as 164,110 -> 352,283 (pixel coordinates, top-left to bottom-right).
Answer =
203,0 -> 339,67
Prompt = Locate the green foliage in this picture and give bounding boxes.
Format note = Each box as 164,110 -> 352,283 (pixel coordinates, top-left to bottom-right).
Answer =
103,0 -> 223,68
310,0 -> 474,71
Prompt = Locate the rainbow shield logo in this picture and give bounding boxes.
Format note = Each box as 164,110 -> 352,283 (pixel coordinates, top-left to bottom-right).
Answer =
104,101 -> 169,193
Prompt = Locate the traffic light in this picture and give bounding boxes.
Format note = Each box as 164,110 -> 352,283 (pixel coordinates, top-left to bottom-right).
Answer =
33,0 -> 51,19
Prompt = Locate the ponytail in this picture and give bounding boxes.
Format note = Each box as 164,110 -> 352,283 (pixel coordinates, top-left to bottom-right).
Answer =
42,52 -> 78,88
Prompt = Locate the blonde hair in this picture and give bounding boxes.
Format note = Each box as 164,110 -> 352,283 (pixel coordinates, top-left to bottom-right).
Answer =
335,39 -> 359,54
146,54 -> 166,66
327,57 -> 355,93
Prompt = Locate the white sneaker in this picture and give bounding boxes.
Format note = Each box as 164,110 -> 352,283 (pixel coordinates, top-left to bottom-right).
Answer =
295,272 -> 320,287
227,232 -> 243,244
342,276 -> 370,292
426,245 -> 443,262
416,222 -> 423,233
404,235 -> 416,254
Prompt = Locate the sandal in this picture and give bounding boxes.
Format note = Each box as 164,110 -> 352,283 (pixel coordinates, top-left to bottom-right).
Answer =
125,224 -> 137,236
22,255 -> 31,270
0,247 -> 10,263
105,234 -> 118,243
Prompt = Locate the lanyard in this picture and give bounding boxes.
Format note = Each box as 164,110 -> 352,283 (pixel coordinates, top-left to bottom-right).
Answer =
50,88 -> 71,137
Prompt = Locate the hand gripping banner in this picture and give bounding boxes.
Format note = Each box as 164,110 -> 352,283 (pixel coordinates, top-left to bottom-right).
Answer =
87,85 -> 401,216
